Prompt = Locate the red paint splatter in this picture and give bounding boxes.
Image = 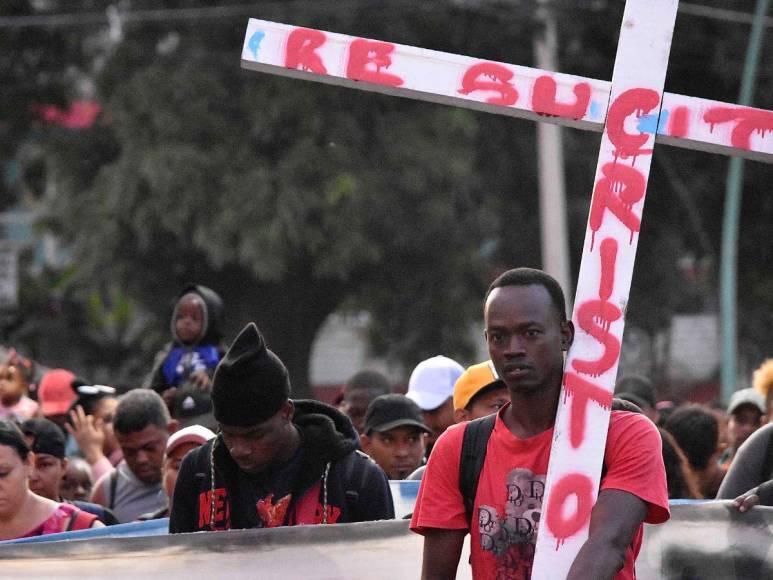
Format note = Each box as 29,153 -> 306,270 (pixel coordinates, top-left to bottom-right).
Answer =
589,162 -> 646,249
545,472 -> 595,549
532,76 -> 591,120
668,106 -> 690,138
607,88 -> 660,161
563,372 -> 614,449
285,28 -> 327,74
458,62 -> 518,106
703,107 -> 773,150
346,39 -> 404,87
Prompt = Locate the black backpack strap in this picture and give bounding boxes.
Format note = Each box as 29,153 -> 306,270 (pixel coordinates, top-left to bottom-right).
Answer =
459,414 -> 497,525
108,468 -> 119,511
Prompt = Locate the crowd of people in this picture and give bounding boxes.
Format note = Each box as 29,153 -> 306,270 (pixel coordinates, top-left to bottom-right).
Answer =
0,271 -> 772,577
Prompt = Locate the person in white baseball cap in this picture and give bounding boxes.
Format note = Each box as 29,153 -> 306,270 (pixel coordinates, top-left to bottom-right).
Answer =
139,424 -> 215,521
406,355 -> 463,453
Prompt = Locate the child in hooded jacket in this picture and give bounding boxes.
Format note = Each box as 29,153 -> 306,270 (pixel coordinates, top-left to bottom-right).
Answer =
148,285 -> 226,407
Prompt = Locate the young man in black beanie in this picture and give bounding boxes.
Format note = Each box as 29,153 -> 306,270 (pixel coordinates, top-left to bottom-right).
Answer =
169,323 -> 394,532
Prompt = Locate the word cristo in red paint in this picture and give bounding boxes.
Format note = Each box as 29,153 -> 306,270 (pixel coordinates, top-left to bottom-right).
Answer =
544,88 -> 658,550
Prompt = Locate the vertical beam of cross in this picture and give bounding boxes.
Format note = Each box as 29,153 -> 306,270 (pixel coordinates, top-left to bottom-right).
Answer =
531,1 -> 679,577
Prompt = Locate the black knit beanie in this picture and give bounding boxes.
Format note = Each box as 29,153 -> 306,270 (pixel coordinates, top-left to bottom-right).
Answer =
211,323 -> 291,426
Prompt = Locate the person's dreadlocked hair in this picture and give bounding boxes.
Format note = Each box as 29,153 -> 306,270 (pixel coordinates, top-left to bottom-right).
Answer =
485,268 -> 567,322
663,404 -> 718,471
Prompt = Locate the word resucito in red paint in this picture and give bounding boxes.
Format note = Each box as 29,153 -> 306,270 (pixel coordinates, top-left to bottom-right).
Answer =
284,28 -> 327,74
532,76 -> 591,120
458,62 -> 519,106
284,29 -> 405,87
606,88 -> 659,163
346,39 -> 404,87
667,106 -> 690,138
703,107 -> 773,150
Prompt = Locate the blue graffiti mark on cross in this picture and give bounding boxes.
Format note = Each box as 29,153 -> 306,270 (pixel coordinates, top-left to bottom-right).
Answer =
248,30 -> 265,60
637,109 -> 670,134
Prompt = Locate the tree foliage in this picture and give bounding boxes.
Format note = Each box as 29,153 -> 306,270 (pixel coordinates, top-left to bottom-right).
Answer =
3,0 -> 771,393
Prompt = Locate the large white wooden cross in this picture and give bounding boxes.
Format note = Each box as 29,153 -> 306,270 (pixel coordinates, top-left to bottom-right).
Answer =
240,1 -> 772,577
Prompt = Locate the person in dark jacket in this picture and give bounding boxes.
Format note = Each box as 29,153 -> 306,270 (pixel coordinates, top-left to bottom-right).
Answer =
169,323 -> 394,533
147,284 -> 227,422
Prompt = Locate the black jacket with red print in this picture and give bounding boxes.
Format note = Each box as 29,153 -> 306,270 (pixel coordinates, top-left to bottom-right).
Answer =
169,400 -> 394,533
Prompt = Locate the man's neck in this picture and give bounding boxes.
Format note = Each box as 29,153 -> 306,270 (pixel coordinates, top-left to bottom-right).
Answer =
279,425 -> 302,463
502,384 -> 561,439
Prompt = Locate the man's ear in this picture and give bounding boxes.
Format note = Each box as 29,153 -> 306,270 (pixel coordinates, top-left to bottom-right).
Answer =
282,400 -> 295,421
454,408 -> 469,424
167,419 -> 180,435
560,320 -> 575,350
360,433 -> 372,454
61,457 -> 69,471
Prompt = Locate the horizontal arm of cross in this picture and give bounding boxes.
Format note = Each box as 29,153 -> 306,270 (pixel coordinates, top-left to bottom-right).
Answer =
241,19 -> 772,164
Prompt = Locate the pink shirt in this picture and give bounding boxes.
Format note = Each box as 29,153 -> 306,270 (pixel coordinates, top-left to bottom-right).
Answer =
0,396 -> 39,421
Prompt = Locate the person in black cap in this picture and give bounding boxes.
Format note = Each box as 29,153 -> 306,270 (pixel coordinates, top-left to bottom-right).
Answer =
21,418 -> 119,525
169,323 -> 395,533
360,394 -> 430,480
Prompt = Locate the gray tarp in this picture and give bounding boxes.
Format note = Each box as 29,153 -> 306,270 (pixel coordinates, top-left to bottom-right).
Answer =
0,503 -> 771,578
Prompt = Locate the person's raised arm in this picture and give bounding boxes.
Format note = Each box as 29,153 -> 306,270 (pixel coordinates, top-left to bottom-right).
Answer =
566,489 -> 647,580
421,528 -> 466,580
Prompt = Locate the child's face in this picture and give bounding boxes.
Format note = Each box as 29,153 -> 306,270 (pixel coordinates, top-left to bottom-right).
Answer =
0,364 -> 25,407
175,296 -> 205,344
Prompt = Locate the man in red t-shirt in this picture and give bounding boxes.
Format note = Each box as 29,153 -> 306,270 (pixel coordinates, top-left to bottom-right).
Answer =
410,268 -> 670,579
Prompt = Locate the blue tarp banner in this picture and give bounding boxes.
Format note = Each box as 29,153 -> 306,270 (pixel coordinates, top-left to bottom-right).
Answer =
0,502 -> 771,578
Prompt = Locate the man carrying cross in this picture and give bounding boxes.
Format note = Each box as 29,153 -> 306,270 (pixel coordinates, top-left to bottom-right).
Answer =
410,268 -> 669,579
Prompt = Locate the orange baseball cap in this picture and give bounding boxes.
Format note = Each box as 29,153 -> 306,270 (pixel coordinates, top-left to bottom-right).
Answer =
38,369 -> 77,417
453,361 -> 505,411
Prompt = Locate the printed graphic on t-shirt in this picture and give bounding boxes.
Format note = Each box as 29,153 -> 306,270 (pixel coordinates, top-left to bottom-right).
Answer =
176,350 -> 209,377
478,467 -> 545,580
257,493 -> 291,528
